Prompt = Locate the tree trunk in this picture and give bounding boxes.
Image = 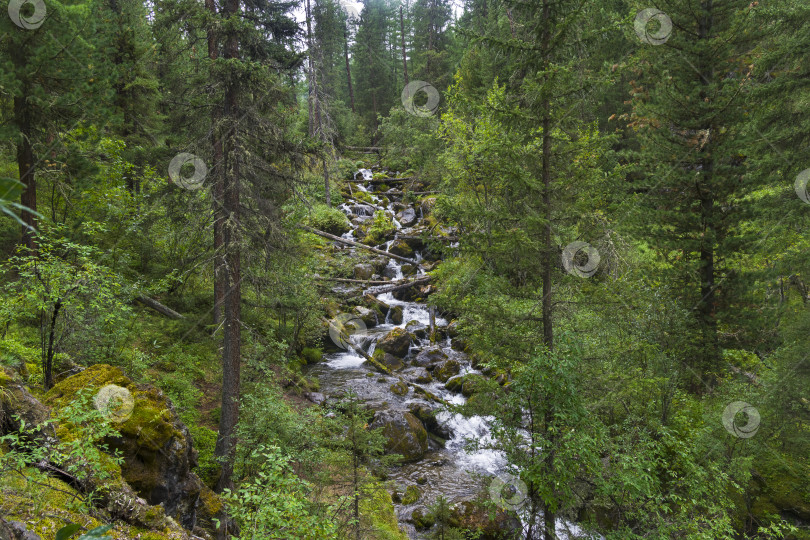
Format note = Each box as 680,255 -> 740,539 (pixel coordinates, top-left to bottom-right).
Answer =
44,300 -> 61,390
213,0 -> 242,501
344,29 -> 355,113
306,0 -> 315,137
540,0 -> 553,353
14,94 -> 36,251
206,0 -> 226,327
400,6 -> 408,85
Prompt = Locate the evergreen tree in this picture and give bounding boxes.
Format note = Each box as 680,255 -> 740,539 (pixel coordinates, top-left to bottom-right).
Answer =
626,0 -> 759,388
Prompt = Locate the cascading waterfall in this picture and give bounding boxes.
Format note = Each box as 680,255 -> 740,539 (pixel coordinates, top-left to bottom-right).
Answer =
306,167 -> 596,540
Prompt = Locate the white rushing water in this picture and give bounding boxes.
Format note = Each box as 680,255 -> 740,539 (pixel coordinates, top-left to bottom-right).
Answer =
308,169 -> 601,539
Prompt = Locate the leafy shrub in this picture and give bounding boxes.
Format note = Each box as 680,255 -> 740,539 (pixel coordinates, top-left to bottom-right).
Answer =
306,204 -> 351,235
363,210 -> 396,246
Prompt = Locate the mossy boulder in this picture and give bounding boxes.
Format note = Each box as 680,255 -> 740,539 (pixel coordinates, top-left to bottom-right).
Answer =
44,365 -> 227,535
354,263 -> 375,280
452,499 -> 522,539
372,348 -> 404,371
405,320 -> 428,340
390,305 -> 404,325
401,485 -> 421,505
412,347 -> 447,369
371,410 -> 428,462
378,328 -> 413,358
407,403 -> 452,439
390,380 -> 409,396
434,359 -> 461,383
410,508 -> 435,530
388,239 -> 413,258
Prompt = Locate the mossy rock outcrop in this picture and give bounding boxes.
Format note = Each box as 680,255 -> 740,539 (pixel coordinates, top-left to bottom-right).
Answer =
434,360 -> 460,383
412,347 -> 446,369
371,410 -> 428,462
452,500 -> 522,539
44,365 -> 228,536
378,328 -> 413,358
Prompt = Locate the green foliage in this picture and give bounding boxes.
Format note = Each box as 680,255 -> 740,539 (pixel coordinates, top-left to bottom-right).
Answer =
0,228 -> 133,387
306,204 -> 352,235
363,210 -> 397,246
379,108 -> 441,175
220,444 -> 338,539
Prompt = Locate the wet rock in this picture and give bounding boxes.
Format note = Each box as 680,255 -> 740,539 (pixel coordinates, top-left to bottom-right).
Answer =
383,265 -> 399,279
408,368 -> 433,384
412,347 -> 447,369
354,306 -> 378,328
446,373 -> 487,397
397,207 -> 418,227
390,305 -> 404,324
372,349 -> 404,371
305,392 -> 326,405
390,380 -> 409,396
371,257 -> 390,274
408,403 -> 452,439
378,327 -> 412,357
354,263 -> 374,280
401,485 -> 421,505
411,508 -> 435,530
434,359 -> 461,382
420,197 -> 437,216
388,239 -> 413,258
371,410 -> 428,462
351,204 -> 375,217
405,320 -> 428,339
453,500 -> 522,539
446,320 -> 460,338
401,264 -> 418,276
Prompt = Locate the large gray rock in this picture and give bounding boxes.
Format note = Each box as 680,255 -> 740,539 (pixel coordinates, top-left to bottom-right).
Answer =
354,263 -> 375,280
397,207 -> 418,227
412,347 -> 447,369
371,410 -> 428,462
378,327 -> 412,357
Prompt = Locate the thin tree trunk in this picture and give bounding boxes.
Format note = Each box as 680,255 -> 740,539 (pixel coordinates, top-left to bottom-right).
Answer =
400,6 -> 408,85
206,0 -> 226,327
344,29 -> 355,113
306,0 -> 315,137
44,300 -> 61,390
214,0 -> 242,501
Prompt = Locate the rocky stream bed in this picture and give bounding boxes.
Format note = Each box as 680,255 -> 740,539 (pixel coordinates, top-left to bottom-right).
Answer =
305,168 -> 590,539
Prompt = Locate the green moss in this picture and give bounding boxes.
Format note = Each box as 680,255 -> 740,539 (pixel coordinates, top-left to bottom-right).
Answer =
401,485 -> 421,505
190,425 -> 219,488
301,347 -> 323,365
360,479 -> 408,539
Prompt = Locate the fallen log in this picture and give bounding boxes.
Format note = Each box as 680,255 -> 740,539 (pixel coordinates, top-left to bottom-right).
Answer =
136,295 -> 184,319
365,276 -> 431,294
313,275 -> 401,286
367,177 -> 414,184
299,225 -> 419,265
